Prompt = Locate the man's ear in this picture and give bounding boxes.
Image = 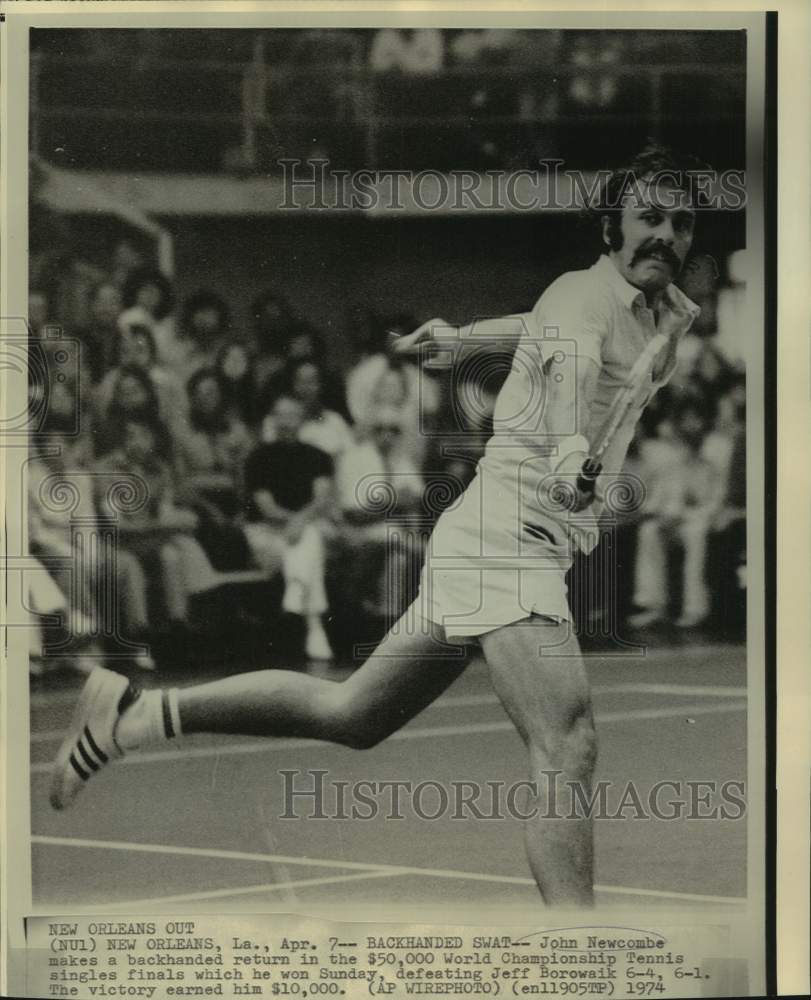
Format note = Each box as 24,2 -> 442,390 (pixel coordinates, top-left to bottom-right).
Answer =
600,214 -> 613,250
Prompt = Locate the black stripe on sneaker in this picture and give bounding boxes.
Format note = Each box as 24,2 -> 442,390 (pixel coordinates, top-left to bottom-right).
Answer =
69,752 -> 90,781
84,726 -> 109,764
117,681 -> 141,716
77,740 -> 100,773
161,691 -> 175,739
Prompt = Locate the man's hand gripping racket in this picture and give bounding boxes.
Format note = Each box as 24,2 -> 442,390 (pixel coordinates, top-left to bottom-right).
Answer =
563,330 -> 669,511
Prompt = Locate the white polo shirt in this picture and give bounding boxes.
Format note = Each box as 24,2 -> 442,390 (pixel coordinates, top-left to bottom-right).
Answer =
478,254 -> 700,553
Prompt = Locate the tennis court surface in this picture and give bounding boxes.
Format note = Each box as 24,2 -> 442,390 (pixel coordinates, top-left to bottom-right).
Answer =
29,641 -> 747,915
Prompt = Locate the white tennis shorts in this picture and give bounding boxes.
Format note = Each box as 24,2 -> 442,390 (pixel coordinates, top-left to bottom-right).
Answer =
417,468 -> 574,644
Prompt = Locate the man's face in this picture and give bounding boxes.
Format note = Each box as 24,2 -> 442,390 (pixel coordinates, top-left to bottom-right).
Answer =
273,397 -> 305,441
607,179 -> 695,299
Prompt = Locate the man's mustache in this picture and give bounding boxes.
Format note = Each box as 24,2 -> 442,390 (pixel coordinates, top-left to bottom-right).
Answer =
630,242 -> 682,271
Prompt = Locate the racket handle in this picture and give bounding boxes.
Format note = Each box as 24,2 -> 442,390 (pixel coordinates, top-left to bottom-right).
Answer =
576,457 -> 602,495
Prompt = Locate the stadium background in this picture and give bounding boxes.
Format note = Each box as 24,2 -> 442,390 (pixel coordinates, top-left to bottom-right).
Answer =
26,24 -> 754,916
27,27 -> 747,669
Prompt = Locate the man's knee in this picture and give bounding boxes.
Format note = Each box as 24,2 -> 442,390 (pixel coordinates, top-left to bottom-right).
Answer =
330,690 -> 389,751
530,706 -> 597,780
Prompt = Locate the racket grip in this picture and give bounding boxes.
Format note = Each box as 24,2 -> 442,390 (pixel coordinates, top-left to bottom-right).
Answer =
576,457 -> 602,495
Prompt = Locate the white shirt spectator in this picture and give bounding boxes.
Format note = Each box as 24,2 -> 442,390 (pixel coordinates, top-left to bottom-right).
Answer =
337,438 -> 424,517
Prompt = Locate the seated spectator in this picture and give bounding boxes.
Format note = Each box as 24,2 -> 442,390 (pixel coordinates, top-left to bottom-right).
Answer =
345,319 -> 438,465
32,361 -> 95,466
262,358 -> 354,459
120,267 -> 176,370
176,290 -> 232,379
630,403 -> 725,629
28,291 -> 94,417
251,290 -> 297,396
337,407 -> 425,617
95,364 -> 176,459
692,339 -> 737,402
181,368 -> 254,524
74,281 -> 124,383
95,324 -> 190,450
243,395 -> 335,661
701,376 -> 745,486
216,340 -> 256,424
28,435 -> 154,669
257,320 -> 348,419
94,414 -> 230,640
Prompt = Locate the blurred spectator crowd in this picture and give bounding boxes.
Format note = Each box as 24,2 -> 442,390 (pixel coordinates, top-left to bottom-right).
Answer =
32,28 -> 744,173
27,239 -> 747,677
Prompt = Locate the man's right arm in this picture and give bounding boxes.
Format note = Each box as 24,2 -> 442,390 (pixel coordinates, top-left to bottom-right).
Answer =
391,314 -> 529,366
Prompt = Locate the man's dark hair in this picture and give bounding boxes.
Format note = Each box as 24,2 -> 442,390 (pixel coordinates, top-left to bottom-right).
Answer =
593,142 -> 713,253
180,290 -> 231,341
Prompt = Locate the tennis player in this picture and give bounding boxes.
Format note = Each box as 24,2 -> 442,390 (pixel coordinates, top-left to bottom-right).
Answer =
50,145 -> 702,907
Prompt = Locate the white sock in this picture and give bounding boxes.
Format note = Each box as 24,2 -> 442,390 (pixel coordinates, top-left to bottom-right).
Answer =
115,688 -> 182,751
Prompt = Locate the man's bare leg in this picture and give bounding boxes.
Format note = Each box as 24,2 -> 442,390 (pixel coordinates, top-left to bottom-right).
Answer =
159,613 -> 470,747
480,615 -> 597,906
51,610 -> 472,809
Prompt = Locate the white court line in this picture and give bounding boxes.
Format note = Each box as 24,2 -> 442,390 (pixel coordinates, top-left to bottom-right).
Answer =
101,870 -> 401,910
29,702 -> 745,770
28,684 -> 746,745
30,834 -> 745,907
29,702 -> 745,773
601,683 -> 746,697
27,644 -> 744,710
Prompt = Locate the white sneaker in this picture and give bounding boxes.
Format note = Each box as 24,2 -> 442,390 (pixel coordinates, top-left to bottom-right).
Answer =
305,620 -> 334,661
627,608 -> 665,628
49,667 -> 139,810
675,612 -> 709,629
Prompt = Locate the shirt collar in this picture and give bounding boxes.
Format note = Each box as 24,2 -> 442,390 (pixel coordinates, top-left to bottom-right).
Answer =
593,253 -> 701,322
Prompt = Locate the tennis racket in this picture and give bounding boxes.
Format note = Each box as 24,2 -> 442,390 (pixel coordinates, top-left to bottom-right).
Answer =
574,331 -> 669,497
